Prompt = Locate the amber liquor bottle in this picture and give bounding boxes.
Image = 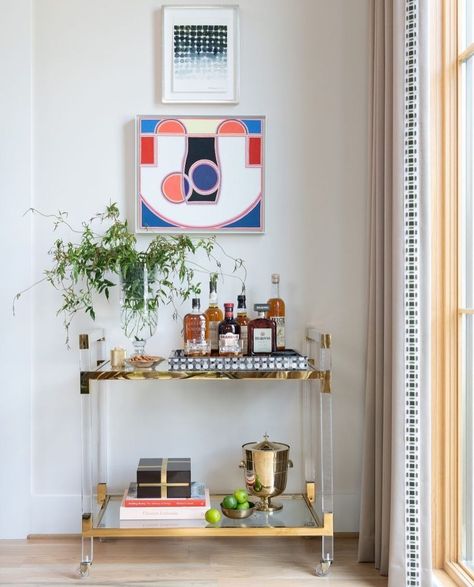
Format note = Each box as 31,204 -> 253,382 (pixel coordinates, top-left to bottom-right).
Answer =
183,298 -> 209,356
218,303 -> 242,356
267,273 -> 286,350
204,273 -> 223,355
248,303 -> 276,355
236,294 -> 249,355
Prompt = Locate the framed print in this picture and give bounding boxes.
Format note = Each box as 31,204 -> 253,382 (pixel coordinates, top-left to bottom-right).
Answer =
162,5 -> 240,103
136,115 -> 265,233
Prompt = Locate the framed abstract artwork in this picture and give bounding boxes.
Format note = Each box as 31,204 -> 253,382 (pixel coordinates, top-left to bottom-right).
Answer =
162,5 -> 240,103
136,115 -> 265,233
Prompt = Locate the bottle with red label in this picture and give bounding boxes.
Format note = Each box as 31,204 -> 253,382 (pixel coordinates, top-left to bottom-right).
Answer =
218,303 -> 242,356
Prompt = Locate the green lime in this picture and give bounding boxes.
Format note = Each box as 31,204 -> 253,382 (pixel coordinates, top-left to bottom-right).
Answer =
254,480 -> 263,492
236,501 -> 250,510
205,508 -> 222,524
222,495 -> 238,509
233,488 -> 248,504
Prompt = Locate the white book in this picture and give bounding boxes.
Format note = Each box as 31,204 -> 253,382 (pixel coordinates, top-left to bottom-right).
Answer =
119,518 -> 207,528
119,487 -> 210,520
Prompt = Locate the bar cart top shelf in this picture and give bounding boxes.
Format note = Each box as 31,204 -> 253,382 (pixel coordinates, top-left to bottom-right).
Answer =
80,358 -> 331,393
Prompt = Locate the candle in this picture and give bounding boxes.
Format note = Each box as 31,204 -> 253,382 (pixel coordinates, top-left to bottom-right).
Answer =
110,347 -> 126,369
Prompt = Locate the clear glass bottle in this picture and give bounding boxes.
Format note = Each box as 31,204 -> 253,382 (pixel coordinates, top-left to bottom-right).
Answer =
248,303 -> 276,355
183,298 -> 209,356
204,273 -> 223,354
236,294 -> 249,355
218,303 -> 242,356
267,273 -> 286,350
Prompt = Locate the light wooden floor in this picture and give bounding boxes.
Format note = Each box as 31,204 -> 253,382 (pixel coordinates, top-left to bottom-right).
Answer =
0,536 -> 387,586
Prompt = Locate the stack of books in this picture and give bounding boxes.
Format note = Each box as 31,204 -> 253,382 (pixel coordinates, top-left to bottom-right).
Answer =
119,481 -> 210,527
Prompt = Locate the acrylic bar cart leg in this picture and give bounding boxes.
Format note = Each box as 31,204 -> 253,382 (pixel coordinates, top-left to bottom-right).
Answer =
80,371 -> 94,576
80,519 -> 93,577
315,386 -> 334,576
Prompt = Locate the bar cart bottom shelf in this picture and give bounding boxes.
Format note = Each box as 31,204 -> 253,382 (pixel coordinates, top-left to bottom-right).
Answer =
80,493 -> 334,577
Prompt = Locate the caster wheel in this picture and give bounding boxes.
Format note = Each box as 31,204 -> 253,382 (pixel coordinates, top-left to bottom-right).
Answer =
315,560 -> 332,577
79,562 -> 90,577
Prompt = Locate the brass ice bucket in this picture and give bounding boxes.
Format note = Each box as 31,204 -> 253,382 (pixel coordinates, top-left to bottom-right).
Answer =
240,433 -> 293,512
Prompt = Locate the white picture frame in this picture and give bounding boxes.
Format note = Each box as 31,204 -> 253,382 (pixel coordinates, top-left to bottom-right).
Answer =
162,5 -> 240,104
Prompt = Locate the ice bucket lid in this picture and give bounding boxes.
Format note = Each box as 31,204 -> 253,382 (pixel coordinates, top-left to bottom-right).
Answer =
245,433 -> 289,453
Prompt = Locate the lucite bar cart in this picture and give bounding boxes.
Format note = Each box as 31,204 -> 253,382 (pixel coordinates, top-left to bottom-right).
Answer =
79,327 -> 334,577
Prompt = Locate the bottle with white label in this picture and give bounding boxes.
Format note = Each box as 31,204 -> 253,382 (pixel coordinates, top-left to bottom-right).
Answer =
204,273 -> 223,354
267,273 -> 286,350
248,303 -> 276,355
236,294 -> 249,355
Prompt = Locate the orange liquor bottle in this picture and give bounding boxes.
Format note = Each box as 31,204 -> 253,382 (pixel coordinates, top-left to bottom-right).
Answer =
267,273 -> 285,350
204,273 -> 223,355
183,298 -> 209,356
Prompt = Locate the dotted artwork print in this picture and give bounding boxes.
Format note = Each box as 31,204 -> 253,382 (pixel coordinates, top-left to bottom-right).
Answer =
173,25 -> 228,80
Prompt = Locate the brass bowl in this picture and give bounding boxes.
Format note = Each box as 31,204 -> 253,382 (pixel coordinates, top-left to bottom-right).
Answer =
220,502 -> 255,519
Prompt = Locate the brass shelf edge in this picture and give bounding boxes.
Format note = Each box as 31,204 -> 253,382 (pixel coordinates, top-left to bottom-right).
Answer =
80,366 -> 327,393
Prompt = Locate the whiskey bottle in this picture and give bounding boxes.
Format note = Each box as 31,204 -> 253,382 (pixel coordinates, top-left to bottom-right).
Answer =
267,273 -> 285,350
248,303 -> 276,355
236,294 -> 249,355
204,273 -> 223,354
218,303 -> 242,356
183,298 -> 209,356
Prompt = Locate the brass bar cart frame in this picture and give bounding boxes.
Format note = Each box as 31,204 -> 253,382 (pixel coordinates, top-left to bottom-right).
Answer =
79,328 -> 334,577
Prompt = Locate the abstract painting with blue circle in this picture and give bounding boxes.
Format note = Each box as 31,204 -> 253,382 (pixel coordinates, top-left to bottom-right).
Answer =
136,116 -> 265,233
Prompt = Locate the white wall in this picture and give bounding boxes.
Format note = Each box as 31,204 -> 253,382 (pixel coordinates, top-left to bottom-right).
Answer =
0,0 -> 33,539
1,0 -> 369,536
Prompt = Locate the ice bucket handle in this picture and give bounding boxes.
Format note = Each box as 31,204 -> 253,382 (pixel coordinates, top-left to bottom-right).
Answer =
239,460 -> 245,469
288,459 -> 294,468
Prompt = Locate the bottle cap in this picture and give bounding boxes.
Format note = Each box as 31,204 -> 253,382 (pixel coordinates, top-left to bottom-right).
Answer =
79,334 -> 89,350
192,298 -> 201,310
237,294 -> 246,307
224,302 -> 234,310
254,303 -> 269,313
271,273 -> 280,284
209,273 -> 218,292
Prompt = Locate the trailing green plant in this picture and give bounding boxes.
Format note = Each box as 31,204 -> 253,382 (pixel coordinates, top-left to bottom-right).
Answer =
13,202 -> 246,345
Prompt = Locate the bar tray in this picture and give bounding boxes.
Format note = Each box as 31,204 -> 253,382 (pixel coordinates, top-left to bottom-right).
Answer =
168,349 -> 309,372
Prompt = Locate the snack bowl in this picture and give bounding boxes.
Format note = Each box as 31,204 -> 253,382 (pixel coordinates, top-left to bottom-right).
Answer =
125,356 -> 163,369
220,501 -> 255,519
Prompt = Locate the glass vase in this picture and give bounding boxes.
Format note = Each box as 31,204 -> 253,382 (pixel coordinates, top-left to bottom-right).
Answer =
120,263 -> 158,357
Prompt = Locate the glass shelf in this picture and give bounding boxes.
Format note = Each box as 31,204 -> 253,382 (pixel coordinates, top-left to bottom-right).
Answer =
81,359 -> 327,394
83,494 -> 332,538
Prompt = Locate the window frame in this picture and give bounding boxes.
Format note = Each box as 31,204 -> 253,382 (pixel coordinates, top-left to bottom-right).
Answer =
432,0 -> 474,584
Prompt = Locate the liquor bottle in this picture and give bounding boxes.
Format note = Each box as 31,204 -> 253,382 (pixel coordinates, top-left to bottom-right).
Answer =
236,294 -> 249,355
183,298 -> 209,356
204,273 -> 223,354
248,303 -> 276,355
267,273 -> 286,350
218,303 -> 242,356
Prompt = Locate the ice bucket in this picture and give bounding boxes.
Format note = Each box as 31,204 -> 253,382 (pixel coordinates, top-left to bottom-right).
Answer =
240,433 -> 293,511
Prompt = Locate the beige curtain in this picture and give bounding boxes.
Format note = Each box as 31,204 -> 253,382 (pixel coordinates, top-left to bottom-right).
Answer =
359,1 -> 432,585
357,0 -> 393,574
